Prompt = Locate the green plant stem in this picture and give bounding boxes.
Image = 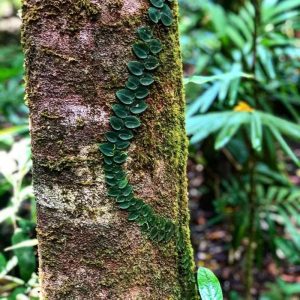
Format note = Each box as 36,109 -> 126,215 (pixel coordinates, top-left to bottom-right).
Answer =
245,1 -> 261,299
245,158 -> 257,300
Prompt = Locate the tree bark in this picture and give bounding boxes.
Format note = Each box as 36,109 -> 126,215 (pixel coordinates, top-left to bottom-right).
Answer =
22,0 -> 197,299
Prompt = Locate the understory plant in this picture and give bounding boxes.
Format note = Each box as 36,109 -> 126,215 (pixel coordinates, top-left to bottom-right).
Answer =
181,0 -> 300,298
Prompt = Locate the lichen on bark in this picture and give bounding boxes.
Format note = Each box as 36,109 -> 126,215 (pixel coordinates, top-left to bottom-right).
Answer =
22,0 -> 198,299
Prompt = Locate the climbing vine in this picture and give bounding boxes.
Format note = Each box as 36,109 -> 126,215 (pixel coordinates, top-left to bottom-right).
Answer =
99,0 -> 196,297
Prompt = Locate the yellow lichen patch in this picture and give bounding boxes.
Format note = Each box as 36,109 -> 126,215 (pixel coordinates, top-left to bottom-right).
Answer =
234,101 -> 255,112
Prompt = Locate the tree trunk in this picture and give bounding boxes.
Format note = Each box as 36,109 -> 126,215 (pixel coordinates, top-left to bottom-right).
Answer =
22,0 -> 197,299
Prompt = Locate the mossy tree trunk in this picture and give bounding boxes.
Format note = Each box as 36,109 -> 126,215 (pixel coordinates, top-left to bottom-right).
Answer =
22,0 -> 197,299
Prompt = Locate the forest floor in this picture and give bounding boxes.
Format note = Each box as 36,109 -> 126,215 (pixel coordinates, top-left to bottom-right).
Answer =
188,158 -> 300,299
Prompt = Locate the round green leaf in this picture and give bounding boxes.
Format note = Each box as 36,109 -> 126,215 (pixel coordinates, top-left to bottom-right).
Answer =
106,177 -> 118,187
124,116 -> 141,129
161,4 -> 173,26
148,7 -> 161,23
110,116 -> 124,131
115,140 -> 130,150
126,76 -> 140,90
128,61 -> 144,76
149,227 -> 159,240
130,101 -> 148,114
104,157 -> 113,165
105,131 -> 119,143
116,89 -> 135,105
140,73 -> 154,86
118,201 -> 132,209
148,39 -> 163,54
116,193 -> 134,203
113,152 -> 128,164
108,187 -> 121,197
99,143 -> 115,157
150,0 -> 164,8
135,87 -> 149,99
133,43 -> 149,59
112,104 -> 129,118
122,184 -> 133,196
137,27 -> 153,42
144,56 -> 160,70
128,211 -> 140,221
118,178 -> 128,189
114,171 -> 126,180
118,129 -> 134,140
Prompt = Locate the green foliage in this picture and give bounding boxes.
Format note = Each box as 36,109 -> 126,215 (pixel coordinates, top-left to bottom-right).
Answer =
214,177 -> 300,263
0,45 -> 27,126
197,267 -> 223,300
148,3 -> 174,26
0,138 -> 38,299
100,0 -> 177,244
181,0 -> 300,297
260,279 -> 300,300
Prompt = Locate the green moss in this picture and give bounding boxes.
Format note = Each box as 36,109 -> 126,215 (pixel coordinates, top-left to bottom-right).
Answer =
23,0 -> 198,298
76,0 -> 102,15
40,110 -> 61,119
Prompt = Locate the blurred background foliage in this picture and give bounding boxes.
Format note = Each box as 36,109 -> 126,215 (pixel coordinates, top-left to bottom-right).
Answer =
0,0 -> 299,299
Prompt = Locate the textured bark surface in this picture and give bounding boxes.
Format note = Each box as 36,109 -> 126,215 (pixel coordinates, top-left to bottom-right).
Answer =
22,0 -> 197,299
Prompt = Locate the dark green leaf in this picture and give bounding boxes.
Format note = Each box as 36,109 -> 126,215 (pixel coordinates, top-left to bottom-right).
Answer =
118,178 -> 128,189
133,43 -> 149,59
128,61 -> 144,76
105,131 -> 119,143
99,143 -> 115,157
12,229 -> 36,281
149,227 -> 159,240
161,4 -> 173,26
105,172 -> 115,179
148,39 -> 163,54
148,7 -> 161,23
141,206 -> 152,217
112,104 -> 129,118
136,215 -> 147,226
126,76 -> 140,90
128,211 -> 140,221
116,193 -> 134,203
122,184 -> 133,196
157,230 -> 166,242
114,171 -> 126,180
115,140 -> 130,150
104,157 -> 113,165
135,87 -> 149,99
130,101 -> 148,114
108,187 -> 121,197
124,116 -> 141,129
106,177 -> 118,186
0,254 -> 7,273
118,201 -> 132,209
269,126 -> 300,166
137,27 -> 153,42
150,0 -> 164,8
140,73 -> 154,86
144,56 -> 160,70
116,89 -> 135,105
110,116 -> 124,130
113,152 -> 128,164
130,199 -> 144,211
118,129 -> 134,140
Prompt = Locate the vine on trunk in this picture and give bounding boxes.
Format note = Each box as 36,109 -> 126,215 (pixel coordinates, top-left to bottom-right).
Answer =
99,0 -> 196,296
